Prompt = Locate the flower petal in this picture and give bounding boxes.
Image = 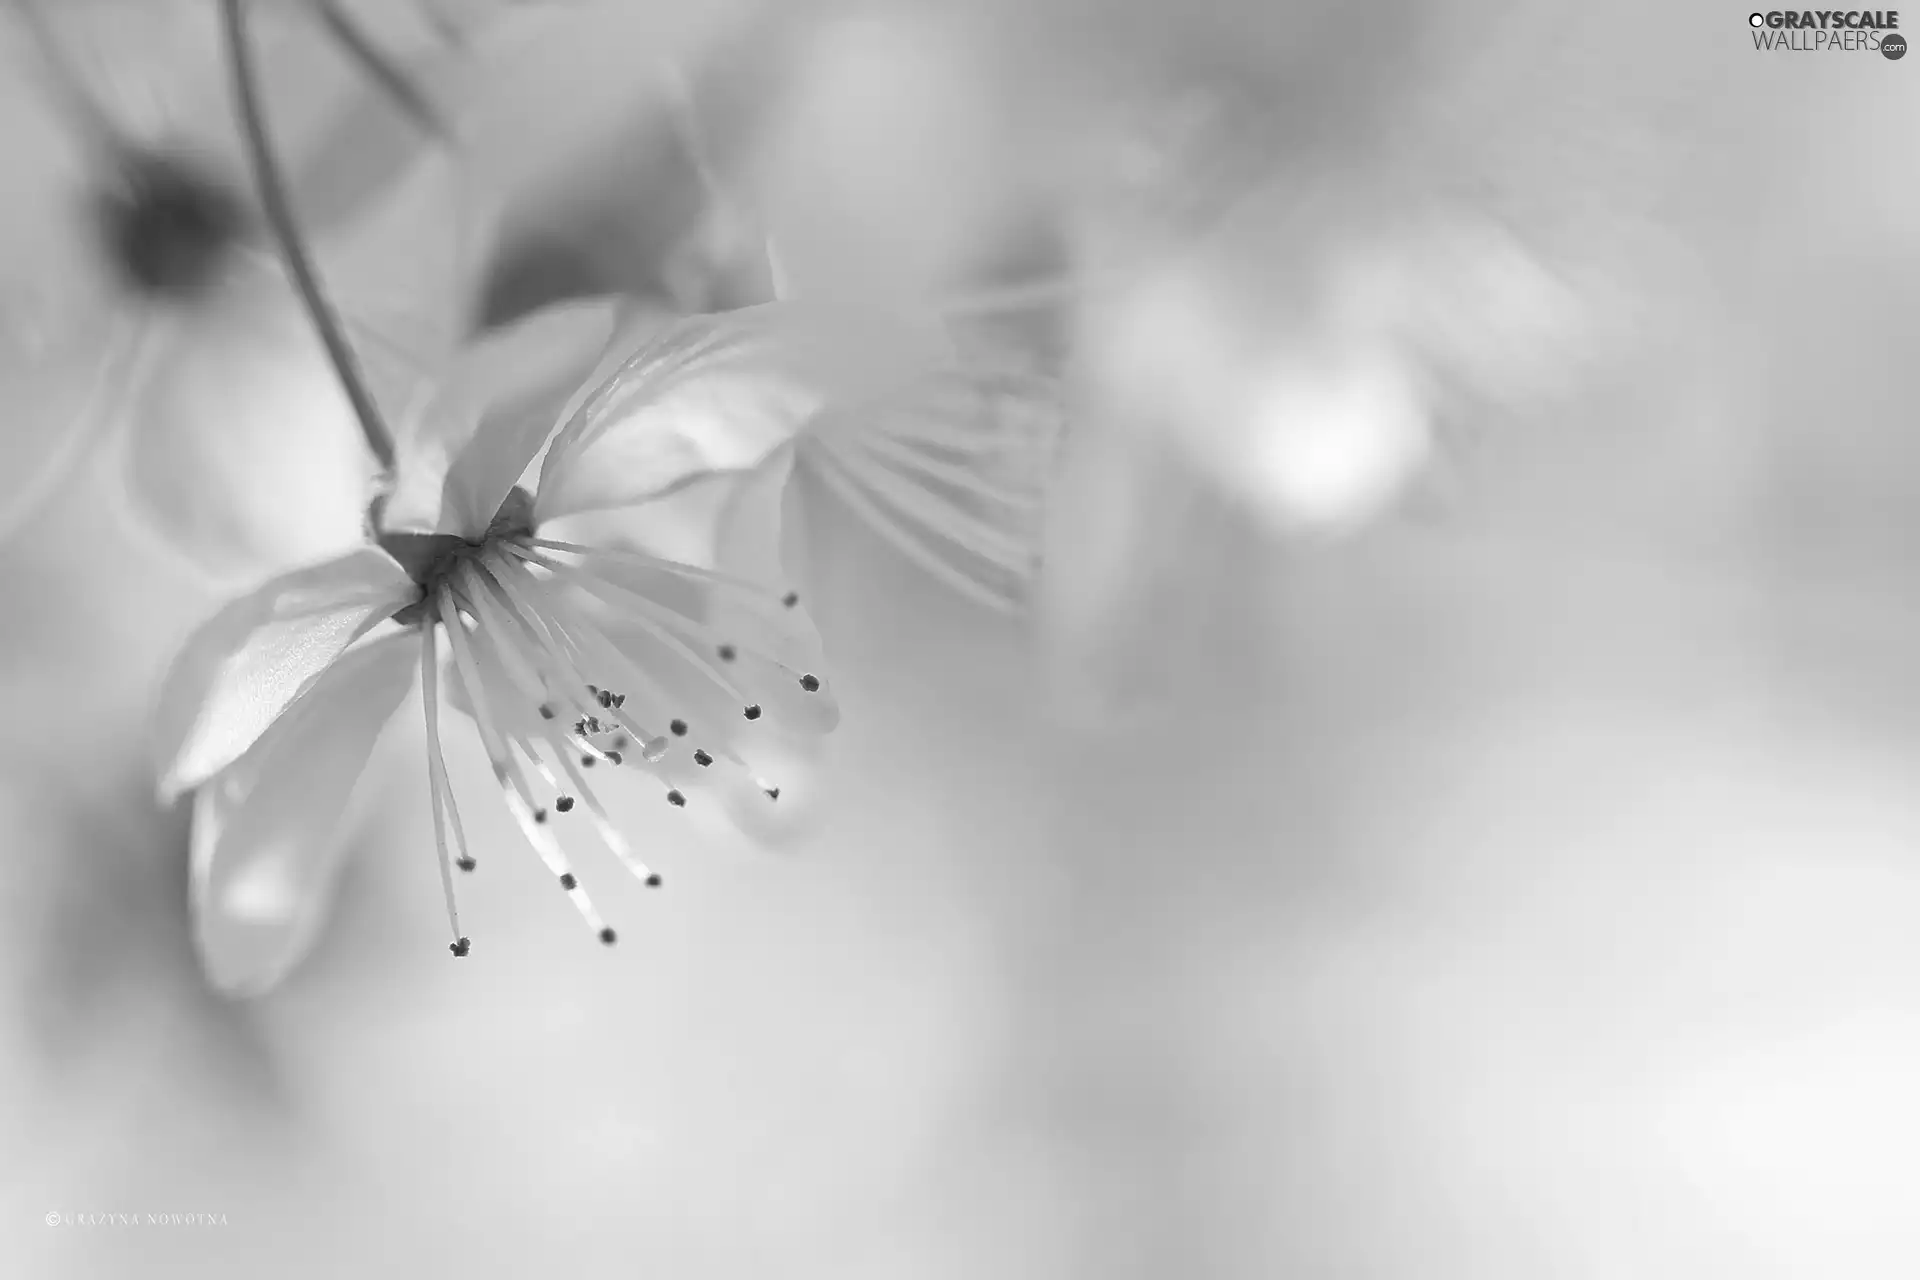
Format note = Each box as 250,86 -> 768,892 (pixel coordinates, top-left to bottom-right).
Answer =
710,443 -> 802,589
153,547 -> 417,803
0,307 -> 145,544
191,629 -> 418,997
320,148 -> 494,436
533,300 -> 943,524
1032,416 -> 1219,722
119,149 -> 478,582
120,297 -> 378,584
382,295 -> 622,538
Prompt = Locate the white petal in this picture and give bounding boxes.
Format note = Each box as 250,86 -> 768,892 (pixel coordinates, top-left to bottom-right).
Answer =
153,547 -> 417,803
533,300 -> 942,524
191,629 -> 418,997
382,295 -> 621,537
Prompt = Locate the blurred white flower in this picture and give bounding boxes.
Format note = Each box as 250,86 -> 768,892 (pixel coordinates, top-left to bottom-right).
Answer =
538,292 -> 1067,616
151,296 -> 842,996
0,0 -> 479,579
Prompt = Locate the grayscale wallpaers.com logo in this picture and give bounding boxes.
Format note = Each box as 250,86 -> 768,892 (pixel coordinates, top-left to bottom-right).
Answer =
1749,10 -> 1906,55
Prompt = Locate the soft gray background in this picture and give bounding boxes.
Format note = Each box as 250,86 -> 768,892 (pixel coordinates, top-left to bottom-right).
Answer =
3,1 -> 1918,1277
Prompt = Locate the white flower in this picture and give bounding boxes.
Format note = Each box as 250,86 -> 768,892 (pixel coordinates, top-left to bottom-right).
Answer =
152,297 -> 841,996
0,0 -> 479,576
539,286 -> 1069,616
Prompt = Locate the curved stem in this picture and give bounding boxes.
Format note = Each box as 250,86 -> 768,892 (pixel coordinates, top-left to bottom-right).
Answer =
219,0 -> 396,476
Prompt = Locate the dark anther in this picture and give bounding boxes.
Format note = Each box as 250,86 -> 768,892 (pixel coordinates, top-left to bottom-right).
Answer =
599,927 -> 618,946
763,786 -> 781,801
456,856 -> 477,873
782,591 -> 800,608
587,684 -> 600,696
670,719 -> 688,736
717,644 -> 737,662
534,808 -> 549,824
644,873 -> 663,888
539,703 -> 555,720
693,749 -> 713,767
574,718 -> 589,736
799,673 -> 820,692
587,716 -> 602,733
559,872 -> 577,890
450,937 -> 471,957
606,751 -> 623,766
597,689 -> 614,709
612,693 -> 626,708
666,789 -> 686,807
581,755 -> 596,768
555,796 -> 575,813
743,704 -> 762,720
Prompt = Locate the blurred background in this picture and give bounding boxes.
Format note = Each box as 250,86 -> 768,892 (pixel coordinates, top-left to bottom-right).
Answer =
3,1 -> 1919,1276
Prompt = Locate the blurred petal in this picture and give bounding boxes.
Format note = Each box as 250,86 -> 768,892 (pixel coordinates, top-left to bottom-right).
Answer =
712,443 -> 801,588
122,149 -> 480,581
1034,415 -> 1221,722
249,0 -> 457,235
153,547 -> 415,803
121,299 -> 377,583
191,629 -> 418,997
702,721 -> 835,850
0,310 -> 148,544
1224,345 -> 1432,535
321,148 -> 495,431
534,301 -> 938,524
383,295 -> 620,537
704,450 -> 835,846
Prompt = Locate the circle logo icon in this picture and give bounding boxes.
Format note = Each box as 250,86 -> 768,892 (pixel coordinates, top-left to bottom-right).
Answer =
1749,12 -> 1766,26
1884,33 -> 1908,58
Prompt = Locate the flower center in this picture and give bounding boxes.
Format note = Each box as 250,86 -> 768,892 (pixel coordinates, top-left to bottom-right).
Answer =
382,487 -> 538,627
93,149 -> 248,303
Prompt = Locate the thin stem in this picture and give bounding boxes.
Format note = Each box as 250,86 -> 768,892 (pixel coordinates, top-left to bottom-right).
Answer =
219,0 -> 396,476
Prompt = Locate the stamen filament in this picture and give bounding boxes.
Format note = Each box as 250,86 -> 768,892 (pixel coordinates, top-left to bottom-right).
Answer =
419,622 -> 470,949
471,556 -> 669,754
550,746 -> 664,888
437,588 -> 616,944
497,552 -> 778,781
455,568 -> 629,773
802,448 -> 1025,611
526,538 -> 789,603
486,555 -> 681,760
536,556 -> 751,703
854,429 -> 1044,511
812,432 -> 1036,571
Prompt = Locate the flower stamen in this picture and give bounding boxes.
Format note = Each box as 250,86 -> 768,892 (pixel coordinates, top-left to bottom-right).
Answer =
437,587 -> 618,946
419,622 -> 473,955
